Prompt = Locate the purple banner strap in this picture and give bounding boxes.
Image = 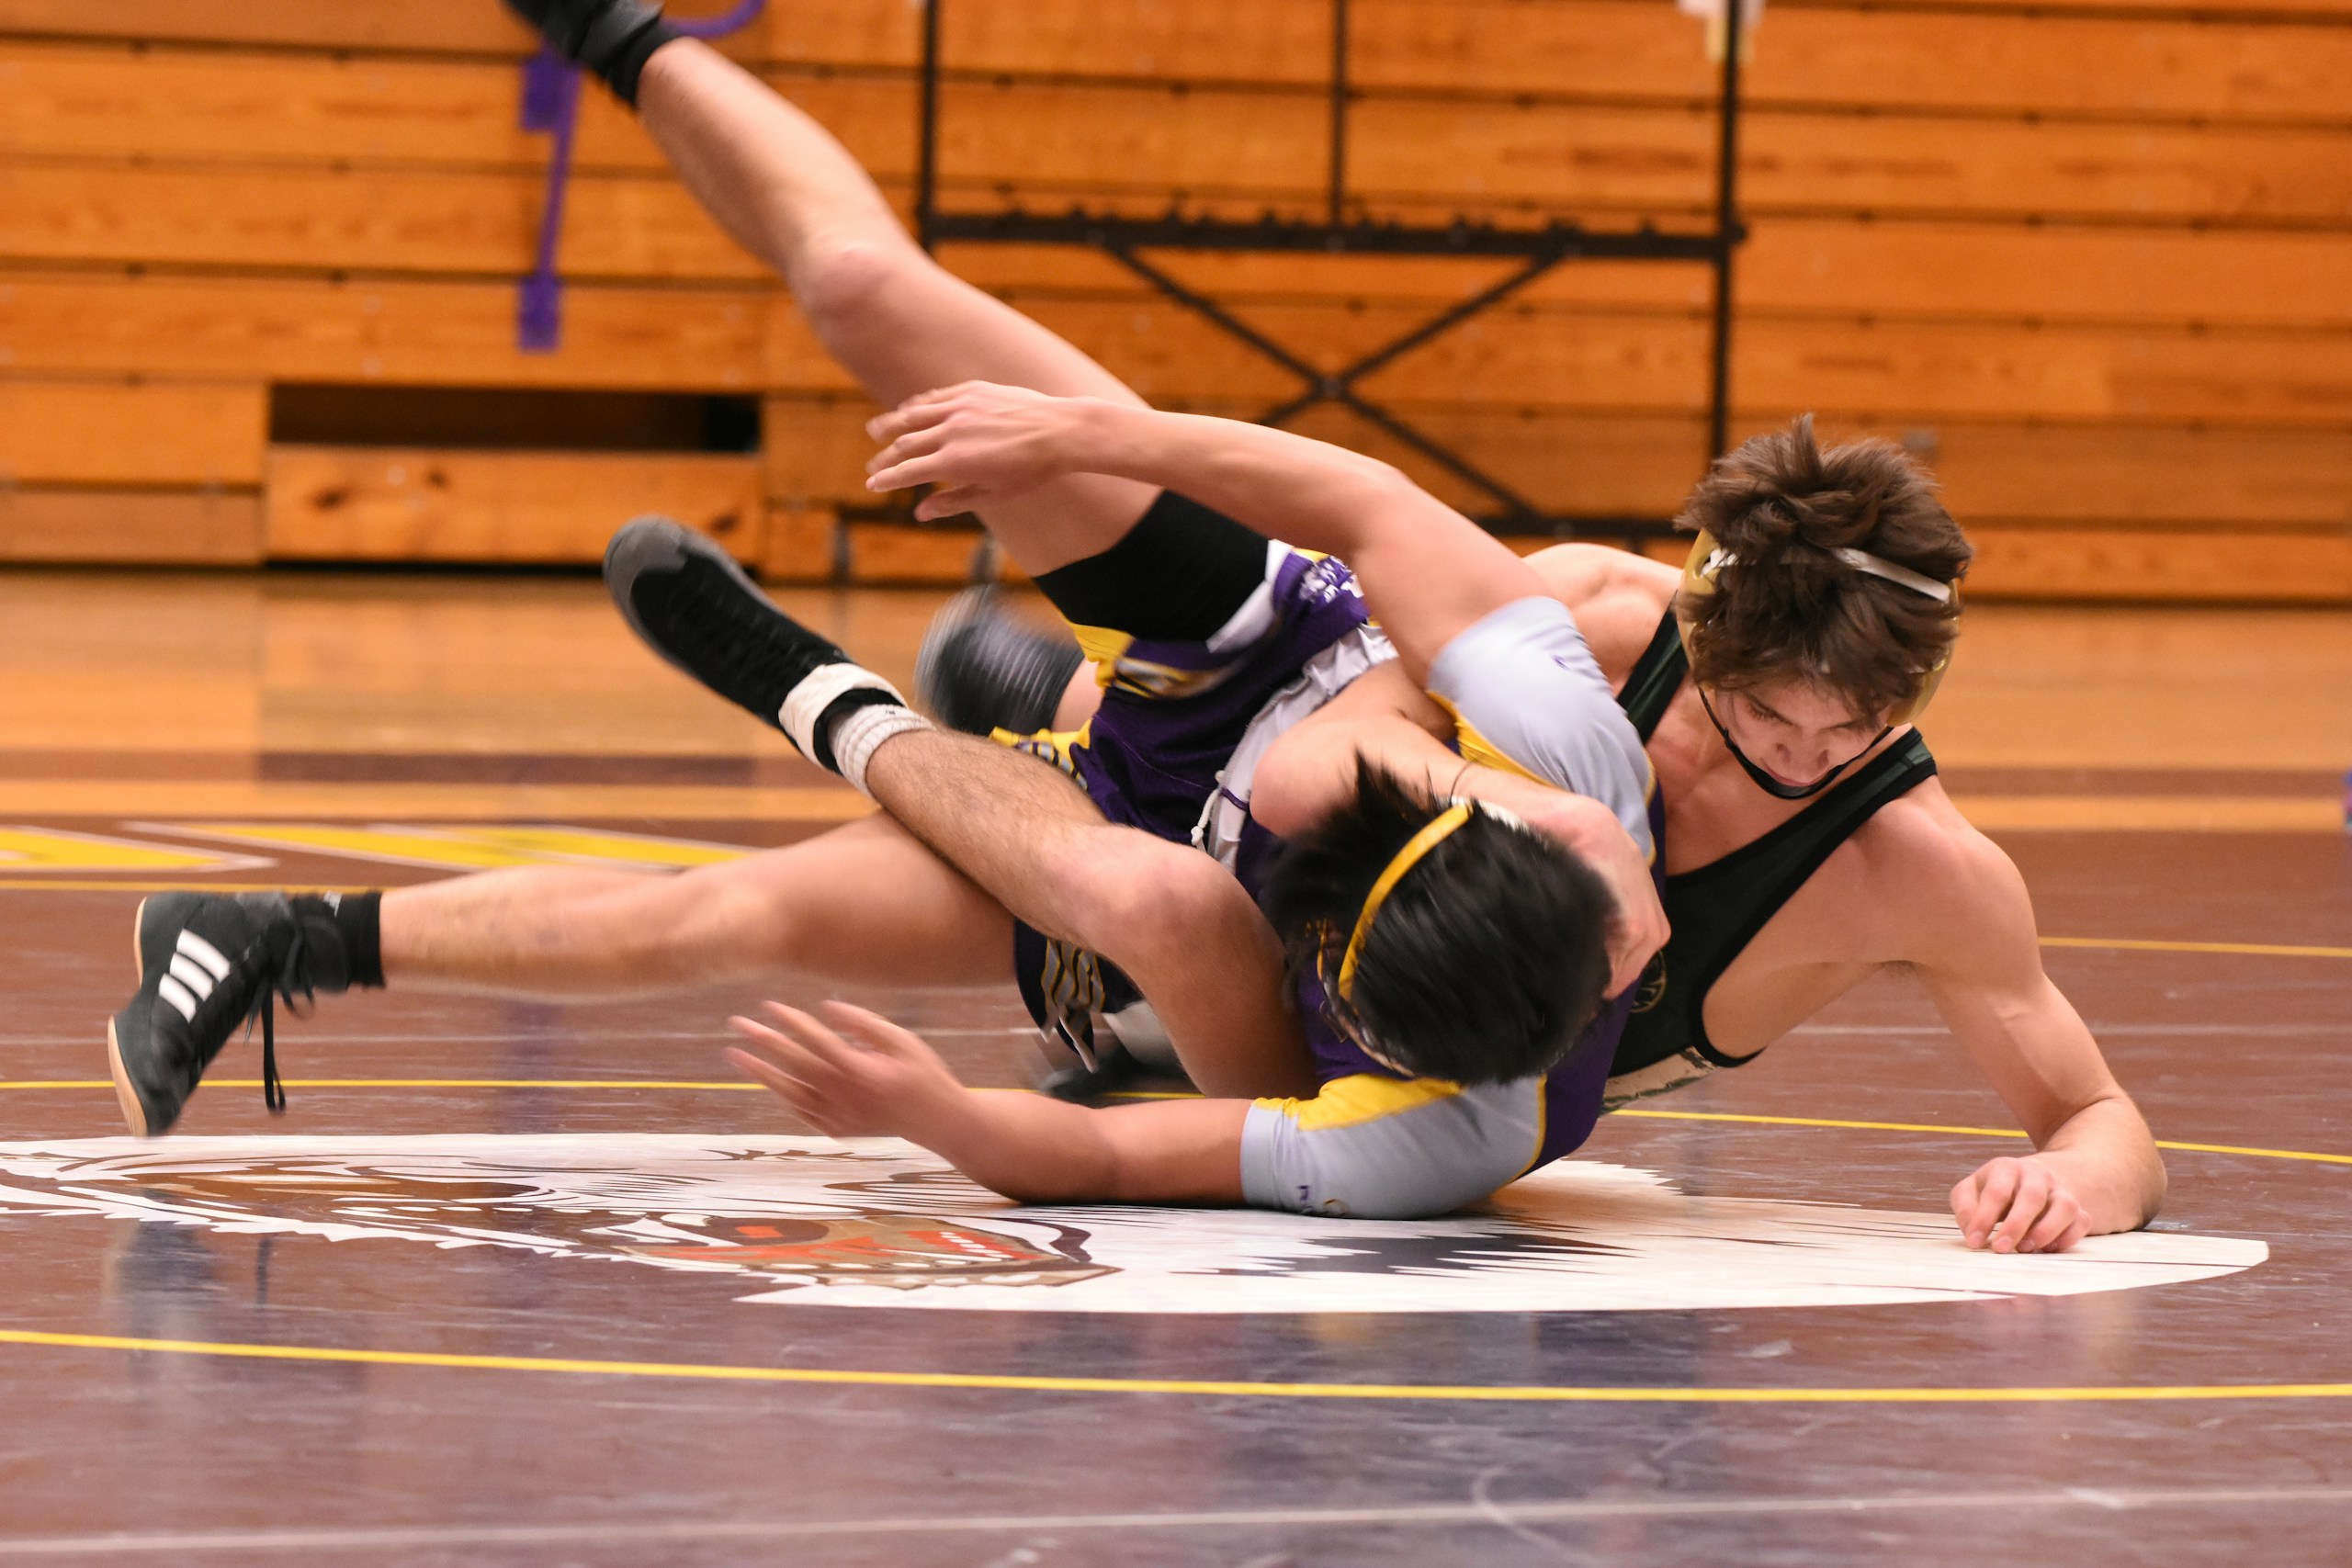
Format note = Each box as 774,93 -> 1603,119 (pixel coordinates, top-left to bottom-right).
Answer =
517,2 -> 768,353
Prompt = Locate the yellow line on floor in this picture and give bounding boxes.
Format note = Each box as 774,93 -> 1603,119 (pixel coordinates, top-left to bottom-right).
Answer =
1611,1110 -> 2352,1168
0,1327 -> 2340,1404
1951,795 -> 2340,833
2040,935 -> 2352,960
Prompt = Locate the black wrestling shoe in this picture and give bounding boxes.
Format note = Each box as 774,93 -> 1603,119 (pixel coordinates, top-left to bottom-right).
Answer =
605,516 -> 905,772
106,894 -> 317,1136
914,588 -> 1086,737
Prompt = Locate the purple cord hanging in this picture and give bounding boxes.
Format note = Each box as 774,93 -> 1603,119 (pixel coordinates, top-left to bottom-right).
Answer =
517,0 -> 770,353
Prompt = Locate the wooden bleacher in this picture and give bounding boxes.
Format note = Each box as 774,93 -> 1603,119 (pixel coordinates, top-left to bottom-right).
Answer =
0,0 -> 2345,600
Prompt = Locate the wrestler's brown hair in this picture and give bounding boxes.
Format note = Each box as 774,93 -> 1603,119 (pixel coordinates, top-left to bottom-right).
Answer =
1678,415 -> 1973,720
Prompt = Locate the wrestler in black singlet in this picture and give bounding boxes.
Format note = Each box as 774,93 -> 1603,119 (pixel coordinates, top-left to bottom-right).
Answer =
1609,612 -> 1940,1094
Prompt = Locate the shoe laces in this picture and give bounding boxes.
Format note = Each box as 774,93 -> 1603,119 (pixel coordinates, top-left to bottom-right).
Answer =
239,925 -> 316,1115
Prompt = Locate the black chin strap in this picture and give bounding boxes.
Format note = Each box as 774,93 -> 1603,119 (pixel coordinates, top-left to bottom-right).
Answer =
1695,686 -> 1891,802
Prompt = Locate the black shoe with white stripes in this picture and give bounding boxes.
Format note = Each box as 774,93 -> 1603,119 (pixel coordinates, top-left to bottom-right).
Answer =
604,515 -> 905,772
106,893 -> 317,1136
914,588 -> 1086,737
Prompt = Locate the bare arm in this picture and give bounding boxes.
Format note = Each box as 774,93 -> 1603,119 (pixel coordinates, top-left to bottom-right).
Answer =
729,1001 -> 1249,1204
1900,820 -> 2167,1248
864,383 -> 1543,677
864,728 -> 1313,1100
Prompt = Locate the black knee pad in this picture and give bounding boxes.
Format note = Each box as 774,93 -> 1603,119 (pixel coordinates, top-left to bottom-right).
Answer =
1032,491 -> 1272,641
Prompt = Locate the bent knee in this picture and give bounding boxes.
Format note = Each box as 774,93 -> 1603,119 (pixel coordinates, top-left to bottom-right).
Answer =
1064,843 -> 1248,964
796,237 -> 934,340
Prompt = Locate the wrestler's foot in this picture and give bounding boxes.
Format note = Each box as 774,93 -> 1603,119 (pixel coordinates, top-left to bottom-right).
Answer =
107,894 -> 319,1136
605,516 -> 909,773
914,588 -> 1087,737
503,0 -> 678,105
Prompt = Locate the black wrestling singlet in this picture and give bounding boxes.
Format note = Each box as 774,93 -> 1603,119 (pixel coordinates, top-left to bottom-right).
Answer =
1610,611 -> 1939,1086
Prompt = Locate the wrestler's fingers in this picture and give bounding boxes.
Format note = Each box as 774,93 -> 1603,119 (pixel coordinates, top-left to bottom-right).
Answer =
864,424 -> 952,479
2018,1190 -> 2084,1255
913,484 -> 990,522
1988,1162 -> 2052,1253
1960,1159 -> 2018,1247
865,385 -> 975,442
865,450 -> 955,494
727,1051 -> 856,1136
760,1001 -> 862,1077
729,1013 -> 833,1087
822,1000 -> 944,1066
1949,1171 -> 1981,1237
722,1042 -> 808,1100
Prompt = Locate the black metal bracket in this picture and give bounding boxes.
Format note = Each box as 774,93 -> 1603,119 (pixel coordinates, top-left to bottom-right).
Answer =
912,0 -> 1747,544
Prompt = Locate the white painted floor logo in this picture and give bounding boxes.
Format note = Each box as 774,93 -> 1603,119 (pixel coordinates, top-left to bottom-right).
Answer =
0,1134 -> 2263,1314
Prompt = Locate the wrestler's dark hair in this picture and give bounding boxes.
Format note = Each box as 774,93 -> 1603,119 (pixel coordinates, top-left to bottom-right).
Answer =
1259,758 -> 1616,1087
1679,414 -> 1973,720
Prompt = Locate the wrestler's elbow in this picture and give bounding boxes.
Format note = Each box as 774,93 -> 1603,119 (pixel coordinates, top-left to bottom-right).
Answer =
1250,736 -> 1348,839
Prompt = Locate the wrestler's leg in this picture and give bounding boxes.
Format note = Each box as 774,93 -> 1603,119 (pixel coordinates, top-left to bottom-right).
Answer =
860,728 -> 1314,1100
634,40 -> 1155,574
376,814 -> 1009,1000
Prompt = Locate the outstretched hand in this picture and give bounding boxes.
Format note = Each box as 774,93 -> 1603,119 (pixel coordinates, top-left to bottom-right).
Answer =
1951,1155 -> 2090,1254
726,999 -> 966,1140
865,382 -> 1108,521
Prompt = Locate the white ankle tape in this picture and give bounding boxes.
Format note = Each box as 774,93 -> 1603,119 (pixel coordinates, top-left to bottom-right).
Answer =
779,662 -> 905,763
831,705 -> 934,798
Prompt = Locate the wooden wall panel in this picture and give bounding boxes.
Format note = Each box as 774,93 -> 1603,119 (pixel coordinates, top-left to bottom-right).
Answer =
10,2 -> 2349,119
19,47 -> 2351,262
0,489 -> 262,564
842,525 -> 989,587
1352,100 -> 2352,226
760,504 -> 841,583
759,394 -> 886,508
265,447 -> 763,563
1816,420 -> 2352,532
0,164 -> 766,282
0,1 -> 540,53
0,380 -> 265,486
0,274 -> 811,391
0,47 -> 905,178
0,6 -> 2341,597
1362,5 -> 2352,123
951,222 -> 2352,331
1966,526 -> 2352,603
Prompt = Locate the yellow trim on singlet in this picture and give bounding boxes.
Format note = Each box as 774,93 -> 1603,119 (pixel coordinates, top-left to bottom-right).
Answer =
1064,622 -> 1134,689
989,718 -> 1091,775
1425,695 -> 1545,785
1253,1072 -> 1461,1132
1428,698 -> 1661,866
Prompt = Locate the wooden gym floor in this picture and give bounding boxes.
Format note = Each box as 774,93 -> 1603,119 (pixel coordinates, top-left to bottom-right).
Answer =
0,569 -> 2345,1565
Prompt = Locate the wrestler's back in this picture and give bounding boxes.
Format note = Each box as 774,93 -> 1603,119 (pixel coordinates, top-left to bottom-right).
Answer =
1523,545 -> 2010,1060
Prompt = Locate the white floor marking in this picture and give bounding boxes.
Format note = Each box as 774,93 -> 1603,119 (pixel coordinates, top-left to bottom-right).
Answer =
0,1134 -> 2264,1314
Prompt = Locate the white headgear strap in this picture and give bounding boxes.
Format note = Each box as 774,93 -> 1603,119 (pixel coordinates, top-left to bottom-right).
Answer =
1828,548 -> 1955,604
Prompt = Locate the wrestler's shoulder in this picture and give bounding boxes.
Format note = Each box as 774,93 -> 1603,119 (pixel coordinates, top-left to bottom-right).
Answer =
1521,545 -> 1677,674
1847,780 -> 2036,945
1523,543 -> 1679,610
